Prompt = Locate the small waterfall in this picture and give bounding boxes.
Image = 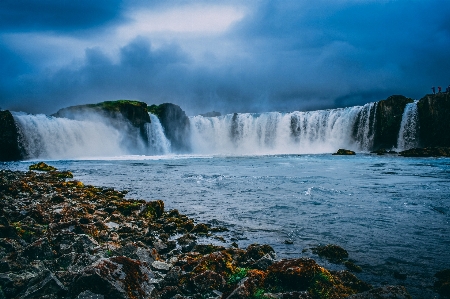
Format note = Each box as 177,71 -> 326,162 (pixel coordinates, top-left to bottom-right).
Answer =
397,101 -> 419,150
13,112 -> 127,159
190,102 -> 377,155
145,113 -> 171,155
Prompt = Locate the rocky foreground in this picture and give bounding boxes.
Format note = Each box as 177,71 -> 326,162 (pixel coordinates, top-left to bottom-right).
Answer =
0,164 -> 432,299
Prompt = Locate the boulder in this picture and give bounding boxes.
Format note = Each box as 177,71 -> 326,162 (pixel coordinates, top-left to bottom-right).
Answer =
333,149 -> 356,155
399,147 -> 450,157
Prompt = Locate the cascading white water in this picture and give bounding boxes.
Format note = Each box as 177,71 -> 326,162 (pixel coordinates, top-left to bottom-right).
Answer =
12,102 -> 379,159
396,101 -> 419,151
190,102 -> 377,155
13,112 -> 128,159
145,113 -> 171,155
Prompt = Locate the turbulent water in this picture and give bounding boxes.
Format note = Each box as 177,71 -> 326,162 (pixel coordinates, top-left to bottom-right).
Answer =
2,155 -> 449,298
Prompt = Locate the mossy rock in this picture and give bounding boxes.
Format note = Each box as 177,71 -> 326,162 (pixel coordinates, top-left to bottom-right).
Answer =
312,244 -> 349,263
141,200 -> 165,219
29,162 -> 57,172
332,149 -> 356,155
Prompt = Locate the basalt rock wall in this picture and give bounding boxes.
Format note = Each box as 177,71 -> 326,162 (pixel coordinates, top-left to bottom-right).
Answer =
149,103 -> 191,153
0,110 -> 22,161
372,95 -> 414,150
417,93 -> 450,147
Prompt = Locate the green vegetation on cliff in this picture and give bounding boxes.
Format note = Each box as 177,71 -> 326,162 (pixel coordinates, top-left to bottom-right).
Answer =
86,100 -> 148,113
55,99 -> 151,128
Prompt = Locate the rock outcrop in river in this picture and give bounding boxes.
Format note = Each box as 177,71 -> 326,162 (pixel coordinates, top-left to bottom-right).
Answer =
372,95 -> 414,150
417,92 -> 450,147
0,165 -> 413,299
54,100 -> 151,129
148,103 -> 191,153
0,111 -> 21,161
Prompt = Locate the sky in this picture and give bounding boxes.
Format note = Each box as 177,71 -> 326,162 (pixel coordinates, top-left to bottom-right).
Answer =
1,0 -> 450,116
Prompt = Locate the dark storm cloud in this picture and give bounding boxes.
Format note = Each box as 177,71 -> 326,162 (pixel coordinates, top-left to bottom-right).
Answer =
0,0 -> 123,32
1,1 -> 450,115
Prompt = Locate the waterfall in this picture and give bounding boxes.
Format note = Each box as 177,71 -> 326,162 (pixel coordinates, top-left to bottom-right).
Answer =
13,112 -> 128,159
190,102 -> 377,155
145,113 -> 171,155
396,101 -> 419,151
11,102 -> 381,159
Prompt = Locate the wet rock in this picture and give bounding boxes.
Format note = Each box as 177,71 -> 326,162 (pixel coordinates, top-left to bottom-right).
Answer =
29,162 -> 57,172
332,149 -> 356,155
252,253 -> 275,271
190,270 -> 226,293
345,260 -> 363,273
22,238 -> 54,261
434,269 -> 450,298
393,271 -> 407,280
76,290 -> 105,299
20,271 -> 67,299
191,223 -> 209,234
399,147 -> 450,157
312,244 -> 349,263
244,244 -> 276,262
346,285 -> 412,299
70,256 -> 156,299
265,258 -> 323,291
151,260 -> 172,272
177,234 -> 196,253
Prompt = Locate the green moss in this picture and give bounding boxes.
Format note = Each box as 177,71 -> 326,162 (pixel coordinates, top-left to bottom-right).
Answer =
148,104 -> 164,119
228,267 -> 249,284
88,100 -> 147,112
29,162 -> 57,172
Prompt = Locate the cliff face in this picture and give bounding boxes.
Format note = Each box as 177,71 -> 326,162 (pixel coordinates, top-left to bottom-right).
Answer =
417,93 -> 450,147
372,95 -> 414,150
149,103 -> 191,153
54,100 -> 151,128
0,110 -> 22,161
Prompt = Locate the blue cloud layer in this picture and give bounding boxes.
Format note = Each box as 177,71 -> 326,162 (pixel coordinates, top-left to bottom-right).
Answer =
1,1 -> 449,115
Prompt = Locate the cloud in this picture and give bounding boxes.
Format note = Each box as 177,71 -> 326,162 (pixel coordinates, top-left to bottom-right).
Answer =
0,0 -> 123,32
1,1 -> 450,115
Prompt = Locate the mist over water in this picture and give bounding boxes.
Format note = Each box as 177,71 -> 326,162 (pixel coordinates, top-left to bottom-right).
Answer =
13,112 -> 127,159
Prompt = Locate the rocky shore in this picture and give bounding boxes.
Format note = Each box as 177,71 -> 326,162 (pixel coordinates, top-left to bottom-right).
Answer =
0,164 -> 420,298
